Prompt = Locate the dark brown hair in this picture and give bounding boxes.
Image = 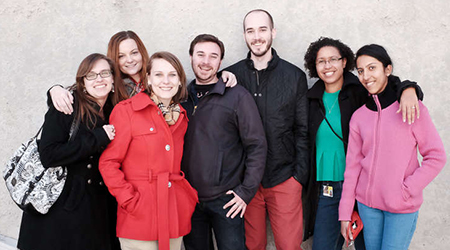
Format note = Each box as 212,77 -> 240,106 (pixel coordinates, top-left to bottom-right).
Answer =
189,34 -> 225,60
145,51 -> 188,104
70,53 -> 127,128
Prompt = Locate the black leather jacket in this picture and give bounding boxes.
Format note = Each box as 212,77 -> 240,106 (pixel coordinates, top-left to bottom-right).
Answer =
225,49 -> 309,188
181,79 -> 267,204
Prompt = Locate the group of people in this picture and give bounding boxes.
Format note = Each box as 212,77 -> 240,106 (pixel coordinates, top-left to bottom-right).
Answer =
16,8 -> 446,250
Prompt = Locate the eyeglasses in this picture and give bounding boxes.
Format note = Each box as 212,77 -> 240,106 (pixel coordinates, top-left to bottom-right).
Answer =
316,57 -> 343,67
85,70 -> 112,80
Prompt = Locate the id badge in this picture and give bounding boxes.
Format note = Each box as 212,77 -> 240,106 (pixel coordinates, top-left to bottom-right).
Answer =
322,185 -> 333,197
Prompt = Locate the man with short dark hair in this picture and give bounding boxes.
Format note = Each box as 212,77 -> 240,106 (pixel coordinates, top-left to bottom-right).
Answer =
225,9 -> 309,250
182,34 -> 267,250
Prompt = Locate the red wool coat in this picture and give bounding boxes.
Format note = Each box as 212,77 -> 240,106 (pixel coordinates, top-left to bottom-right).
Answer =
99,92 -> 198,250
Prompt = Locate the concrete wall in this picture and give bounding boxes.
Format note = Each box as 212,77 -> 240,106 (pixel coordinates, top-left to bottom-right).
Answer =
0,0 -> 449,249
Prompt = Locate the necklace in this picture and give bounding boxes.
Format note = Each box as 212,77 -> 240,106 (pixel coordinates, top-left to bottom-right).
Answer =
324,96 -> 339,114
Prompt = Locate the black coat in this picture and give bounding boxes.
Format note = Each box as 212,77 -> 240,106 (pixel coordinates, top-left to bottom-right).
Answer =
303,72 -> 423,240
181,79 -> 267,204
17,99 -> 119,250
225,49 -> 309,188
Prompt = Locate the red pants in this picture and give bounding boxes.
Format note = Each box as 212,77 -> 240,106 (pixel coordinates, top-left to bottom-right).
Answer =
245,177 -> 303,250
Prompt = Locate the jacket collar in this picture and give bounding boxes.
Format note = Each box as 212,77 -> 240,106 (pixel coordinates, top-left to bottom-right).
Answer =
245,48 -> 280,71
130,91 -> 187,116
131,92 -> 155,111
365,75 -> 399,111
307,71 -> 360,100
188,78 -> 226,96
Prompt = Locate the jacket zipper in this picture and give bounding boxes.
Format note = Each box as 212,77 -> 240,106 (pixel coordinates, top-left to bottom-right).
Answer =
367,95 -> 382,207
189,94 -> 198,116
255,70 -> 260,86
191,91 -> 212,116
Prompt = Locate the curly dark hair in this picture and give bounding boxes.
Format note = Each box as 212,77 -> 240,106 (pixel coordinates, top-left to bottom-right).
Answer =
304,37 -> 355,78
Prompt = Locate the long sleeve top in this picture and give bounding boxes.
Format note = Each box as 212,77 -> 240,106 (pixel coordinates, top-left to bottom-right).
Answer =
339,77 -> 446,221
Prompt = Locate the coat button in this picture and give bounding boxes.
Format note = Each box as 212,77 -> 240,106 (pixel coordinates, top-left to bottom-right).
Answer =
89,156 -> 94,159
150,127 -> 154,132
87,179 -> 92,184
168,181 -> 172,188
165,145 -> 170,151
254,93 -> 257,97
87,164 -> 92,169
258,93 -> 262,97
99,181 -> 103,186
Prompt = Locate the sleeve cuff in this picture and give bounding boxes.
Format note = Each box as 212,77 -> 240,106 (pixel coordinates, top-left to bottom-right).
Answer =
93,127 -> 110,148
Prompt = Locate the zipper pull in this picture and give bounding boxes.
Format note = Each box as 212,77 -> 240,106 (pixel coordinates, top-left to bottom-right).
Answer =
192,105 -> 197,116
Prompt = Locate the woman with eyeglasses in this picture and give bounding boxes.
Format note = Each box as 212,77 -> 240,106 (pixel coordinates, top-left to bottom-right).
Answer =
48,31 -> 237,115
339,44 -> 446,250
17,53 -> 128,250
303,37 -> 423,250
99,51 -> 198,250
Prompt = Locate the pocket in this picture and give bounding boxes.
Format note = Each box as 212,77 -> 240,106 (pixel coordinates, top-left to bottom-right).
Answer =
64,176 -> 85,211
131,120 -> 157,137
401,183 -> 411,201
123,187 -> 143,215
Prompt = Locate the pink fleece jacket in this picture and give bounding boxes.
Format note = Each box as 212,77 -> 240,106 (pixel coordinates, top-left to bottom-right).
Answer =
339,97 -> 446,221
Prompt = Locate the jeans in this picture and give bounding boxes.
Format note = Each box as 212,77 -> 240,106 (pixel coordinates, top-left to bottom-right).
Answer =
183,194 -> 245,250
312,181 -> 365,250
357,201 -> 418,250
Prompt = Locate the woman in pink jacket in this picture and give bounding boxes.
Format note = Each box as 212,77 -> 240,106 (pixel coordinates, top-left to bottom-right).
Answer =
99,51 -> 198,250
339,44 -> 446,250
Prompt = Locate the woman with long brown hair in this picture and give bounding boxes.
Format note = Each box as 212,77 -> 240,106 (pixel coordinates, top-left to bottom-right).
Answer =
17,53 -> 127,250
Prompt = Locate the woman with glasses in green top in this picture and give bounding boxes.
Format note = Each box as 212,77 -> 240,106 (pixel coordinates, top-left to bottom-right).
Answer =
303,37 -> 422,250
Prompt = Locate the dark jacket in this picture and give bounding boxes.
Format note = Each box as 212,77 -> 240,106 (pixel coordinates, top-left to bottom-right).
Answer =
18,97 -> 118,250
181,79 -> 267,204
303,72 -> 423,240
225,49 -> 309,188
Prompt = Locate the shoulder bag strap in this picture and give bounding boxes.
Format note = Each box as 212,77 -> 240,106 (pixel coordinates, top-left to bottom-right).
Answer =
68,109 -> 80,141
319,108 -> 347,146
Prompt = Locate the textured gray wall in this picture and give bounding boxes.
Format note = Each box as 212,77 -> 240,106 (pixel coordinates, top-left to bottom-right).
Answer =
1,0 -> 449,249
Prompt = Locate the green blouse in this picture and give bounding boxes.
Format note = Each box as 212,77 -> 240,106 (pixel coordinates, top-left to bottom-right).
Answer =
316,90 -> 346,181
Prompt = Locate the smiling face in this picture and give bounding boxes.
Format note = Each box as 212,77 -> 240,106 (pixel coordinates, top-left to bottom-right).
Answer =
316,46 -> 347,91
190,41 -> 222,85
356,55 -> 392,95
84,59 -> 113,106
118,38 -> 143,82
148,58 -> 181,106
244,11 -> 276,58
